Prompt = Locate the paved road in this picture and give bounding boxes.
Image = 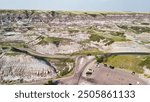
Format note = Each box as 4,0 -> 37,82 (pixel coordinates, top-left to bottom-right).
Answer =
11,47 -> 150,85
12,47 -> 73,59
80,63 -> 147,85
60,56 -> 96,85
20,55 -> 148,85
12,47 -> 150,59
21,56 -> 95,85
104,52 -> 150,57
60,56 -> 148,85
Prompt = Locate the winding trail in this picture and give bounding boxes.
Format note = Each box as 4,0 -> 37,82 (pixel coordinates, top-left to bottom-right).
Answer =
60,56 -> 148,85
11,47 -> 150,85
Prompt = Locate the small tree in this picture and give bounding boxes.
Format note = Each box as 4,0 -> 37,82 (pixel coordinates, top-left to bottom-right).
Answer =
95,55 -> 103,63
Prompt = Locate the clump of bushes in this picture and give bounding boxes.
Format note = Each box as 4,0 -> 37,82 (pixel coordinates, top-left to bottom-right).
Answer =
111,31 -> 125,37
141,23 -> 149,25
68,29 -> 80,33
130,26 -> 150,34
0,41 -> 27,48
44,80 -> 59,85
72,49 -> 103,56
89,34 -> 104,42
88,29 -> 127,45
118,25 -> 150,34
144,74 -> 150,78
59,67 -> 70,76
95,55 -> 104,63
38,36 -> 61,46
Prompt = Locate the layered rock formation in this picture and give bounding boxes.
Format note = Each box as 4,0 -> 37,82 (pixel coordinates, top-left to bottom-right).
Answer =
0,10 -> 150,84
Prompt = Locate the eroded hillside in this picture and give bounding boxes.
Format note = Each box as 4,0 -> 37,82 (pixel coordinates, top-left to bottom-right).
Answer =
0,10 -> 150,84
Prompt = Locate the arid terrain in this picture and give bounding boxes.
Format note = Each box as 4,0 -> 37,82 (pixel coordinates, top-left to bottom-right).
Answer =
0,10 -> 150,85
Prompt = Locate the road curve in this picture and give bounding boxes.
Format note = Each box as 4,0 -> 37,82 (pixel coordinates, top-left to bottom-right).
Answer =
12,47 -> 73,59
11,47 -> 150,85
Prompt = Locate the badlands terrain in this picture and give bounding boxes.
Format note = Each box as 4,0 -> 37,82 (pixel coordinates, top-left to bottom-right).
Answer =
0,10 -> 150,85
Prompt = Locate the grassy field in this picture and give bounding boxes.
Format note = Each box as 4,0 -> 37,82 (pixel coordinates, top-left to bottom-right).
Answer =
44,57 -> 74,70
104,55 -> 144,74
144,74 -> 150,78
139,56 -> 150,69
87,29 -> 129,45
37,36 -> 70,45
49,58 -> 75,77
0,41 -> 27,48
72,48 -> 103,56
5,50 -> 22,56
89,30 -> 128,41
118,25 -> 150,34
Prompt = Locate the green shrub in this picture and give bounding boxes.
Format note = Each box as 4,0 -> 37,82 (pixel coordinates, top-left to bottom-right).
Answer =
0,41 -> 27,48
118,25 -> 150,33
95,55 -> 103,63
89,34 -> 104,42
44,80 -> 57,85
68,29 -> 79,33
111,31 -> 125,37
88,29 -> 127,44
141,23 -> 149,25
60,68 -> 70,76
72,49 -> 103,56
130,26 -> 150,33
144,74 -> 150,78
38,37 -> 61,45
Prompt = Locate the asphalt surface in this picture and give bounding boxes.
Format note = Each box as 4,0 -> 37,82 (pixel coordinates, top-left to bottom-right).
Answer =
12,47 -> 73,59
60,56 -> 148,85
9,47 -> 149,85
80,63 -> 147,85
